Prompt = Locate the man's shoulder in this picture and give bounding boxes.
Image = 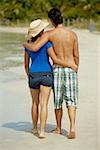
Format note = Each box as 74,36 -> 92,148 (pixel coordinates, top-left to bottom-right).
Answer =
66,28 -> 76,35
44,29 -> 55,40
45,29 -> 55,35
68,29 -> 78,40
70,30 -> 77,37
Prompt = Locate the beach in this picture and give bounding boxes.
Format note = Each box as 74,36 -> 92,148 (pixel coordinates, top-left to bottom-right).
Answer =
0,27 -> 99,150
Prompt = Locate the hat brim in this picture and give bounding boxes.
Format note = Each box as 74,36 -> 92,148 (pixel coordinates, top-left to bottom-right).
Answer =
30,21 -> 49,37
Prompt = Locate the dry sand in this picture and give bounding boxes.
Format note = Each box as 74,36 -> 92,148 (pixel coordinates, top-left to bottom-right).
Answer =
0,28 -> 100,150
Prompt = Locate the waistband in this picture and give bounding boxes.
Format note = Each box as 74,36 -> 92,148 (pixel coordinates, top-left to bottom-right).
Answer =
53,65 -> 77,73
53,64 -> 72,69
29,72 -> 53,76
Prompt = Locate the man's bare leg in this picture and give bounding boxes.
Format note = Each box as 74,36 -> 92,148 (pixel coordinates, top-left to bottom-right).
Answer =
67,106 -> 76,139
39,85 -> 51,138
30,89 -> 39,134
54,108 -> 63,134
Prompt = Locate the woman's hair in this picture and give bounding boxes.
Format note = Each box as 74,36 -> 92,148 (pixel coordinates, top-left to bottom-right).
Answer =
27,30 -> 44,43
48,8 -> 63,26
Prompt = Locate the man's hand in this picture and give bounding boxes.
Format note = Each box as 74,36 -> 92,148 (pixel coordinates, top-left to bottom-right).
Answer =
62,63 -> 78,72
23,32 -> 49,52
23,42 -> 37,51
23,43 -> 27,48
71,64 -> 78,72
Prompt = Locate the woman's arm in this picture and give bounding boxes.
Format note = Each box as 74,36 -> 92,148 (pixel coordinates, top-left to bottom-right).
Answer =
24,51 -> 30,77
47,47 -> 68,67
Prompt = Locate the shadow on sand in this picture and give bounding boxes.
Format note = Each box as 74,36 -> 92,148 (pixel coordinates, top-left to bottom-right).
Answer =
2,121 -> 68,137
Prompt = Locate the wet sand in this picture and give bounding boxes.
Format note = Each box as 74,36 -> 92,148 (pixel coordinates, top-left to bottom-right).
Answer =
0,28 -> 99,150
0,26 -> 28,34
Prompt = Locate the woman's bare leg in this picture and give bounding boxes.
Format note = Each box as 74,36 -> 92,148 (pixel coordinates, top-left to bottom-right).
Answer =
39,85 -> 51,138
30,88 -> 40,133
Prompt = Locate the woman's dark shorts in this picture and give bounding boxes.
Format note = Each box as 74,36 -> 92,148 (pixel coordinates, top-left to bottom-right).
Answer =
28,72 -> 53,89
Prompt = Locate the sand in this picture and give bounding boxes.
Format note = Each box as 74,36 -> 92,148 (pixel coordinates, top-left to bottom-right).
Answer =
0,26 -> 28,34
0,28 -> 99,150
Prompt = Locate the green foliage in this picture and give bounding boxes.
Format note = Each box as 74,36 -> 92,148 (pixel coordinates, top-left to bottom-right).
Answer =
0,0 -> 99,24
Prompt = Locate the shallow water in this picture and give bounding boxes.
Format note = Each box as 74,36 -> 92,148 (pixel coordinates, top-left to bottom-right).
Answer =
0,31 -> 25,70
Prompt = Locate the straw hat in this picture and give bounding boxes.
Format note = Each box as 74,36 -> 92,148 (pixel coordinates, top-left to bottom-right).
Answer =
28,19 -> 49,37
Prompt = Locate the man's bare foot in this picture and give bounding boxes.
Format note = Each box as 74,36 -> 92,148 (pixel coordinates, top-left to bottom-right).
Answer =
67,132 -> 76,139
52,128 -> 62,134
31,128 -> 38,134
39,131 -> 46,139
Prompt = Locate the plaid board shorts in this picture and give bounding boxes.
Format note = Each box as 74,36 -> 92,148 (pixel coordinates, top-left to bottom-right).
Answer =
53,66 -> 78,109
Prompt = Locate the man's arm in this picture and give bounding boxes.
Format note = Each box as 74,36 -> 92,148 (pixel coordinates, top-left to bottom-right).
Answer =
73,34 -> 79,67
48,47 -> 68,67
24,51 -> 30,76
23,32 -> 49,52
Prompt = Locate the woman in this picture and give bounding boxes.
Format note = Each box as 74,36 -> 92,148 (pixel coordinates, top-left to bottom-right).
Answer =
24,19 -> 67,138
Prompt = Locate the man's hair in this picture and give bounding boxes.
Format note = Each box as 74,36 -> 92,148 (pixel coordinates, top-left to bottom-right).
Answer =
48,8 -> 63,26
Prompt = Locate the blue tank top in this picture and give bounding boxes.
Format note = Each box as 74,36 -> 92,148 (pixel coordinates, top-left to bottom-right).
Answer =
25,42 -> 53,73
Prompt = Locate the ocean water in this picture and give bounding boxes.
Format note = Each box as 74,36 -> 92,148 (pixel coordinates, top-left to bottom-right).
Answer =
0,31 -> 25,70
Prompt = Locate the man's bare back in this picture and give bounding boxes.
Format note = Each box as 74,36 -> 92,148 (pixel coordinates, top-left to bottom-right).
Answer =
47,25 -> 79,70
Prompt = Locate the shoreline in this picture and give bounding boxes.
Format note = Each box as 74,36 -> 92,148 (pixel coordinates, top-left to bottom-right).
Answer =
0,25 -> 99,35
0,26 -> 28,34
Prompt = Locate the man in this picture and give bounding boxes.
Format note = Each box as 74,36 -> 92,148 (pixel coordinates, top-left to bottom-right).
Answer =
23,8 -> 79,139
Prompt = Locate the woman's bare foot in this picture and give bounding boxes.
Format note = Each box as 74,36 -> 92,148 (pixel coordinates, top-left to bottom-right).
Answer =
52,128 -> 62,134
39,131 -> 46,139
67,132 -> 76,139
31,128 -> 38,134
